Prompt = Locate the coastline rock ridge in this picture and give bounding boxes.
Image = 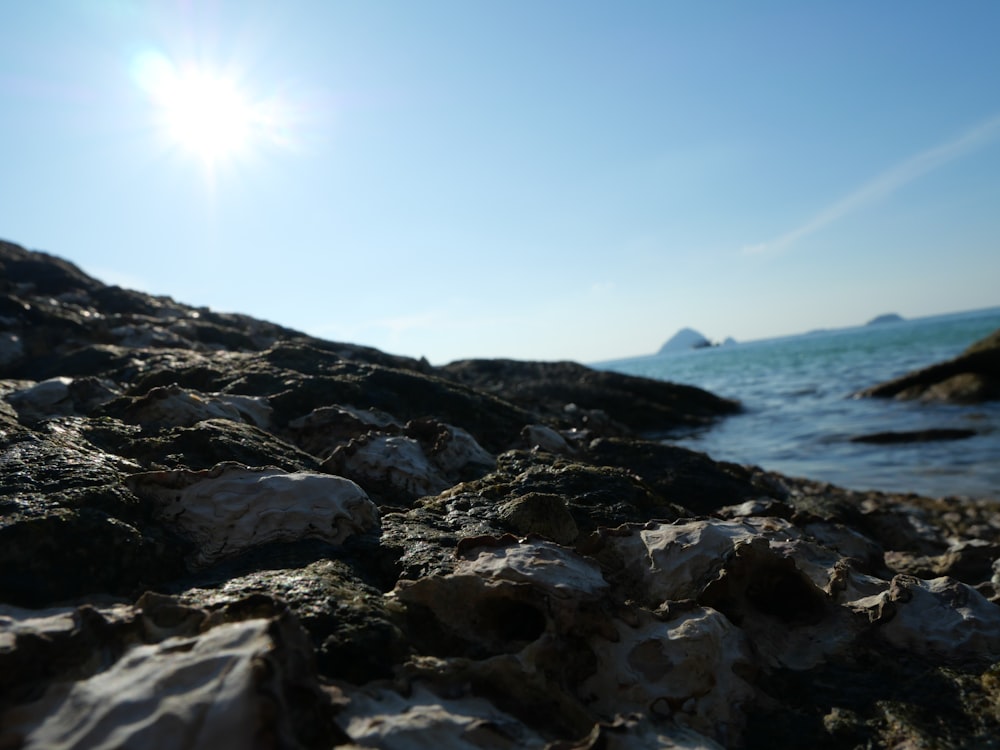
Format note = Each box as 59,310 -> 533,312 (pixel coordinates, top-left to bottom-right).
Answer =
2,238 -> 1000,749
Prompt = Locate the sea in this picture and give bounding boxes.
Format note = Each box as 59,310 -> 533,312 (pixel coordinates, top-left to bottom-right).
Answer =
598,307 -> 1000,500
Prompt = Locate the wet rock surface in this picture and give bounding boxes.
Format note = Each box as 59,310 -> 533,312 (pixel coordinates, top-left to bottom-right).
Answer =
2,239 -> 1000,749
857,326 -> 1000,403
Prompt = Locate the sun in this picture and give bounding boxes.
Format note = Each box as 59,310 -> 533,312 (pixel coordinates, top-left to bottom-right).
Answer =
160,72 -> 255,160
132,51 -> 272,164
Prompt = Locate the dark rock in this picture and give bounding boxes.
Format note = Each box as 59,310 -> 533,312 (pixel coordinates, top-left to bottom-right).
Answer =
0,592 -> 341,749
850,428 -> 978,444
584,436 -> 763,514
174,558 -> 409,684
439,358 -> 740,435
120,418 -> 323,472
4,238 -> 1000,749
856,327 -> 1000,403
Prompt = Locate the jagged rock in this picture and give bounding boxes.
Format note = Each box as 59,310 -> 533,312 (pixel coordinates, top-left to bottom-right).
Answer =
126,463 -> 380,567
4,239 -> 1000,749
101,383 -> 273,430
0,593 -> 338,749
321,420 -> 496,507
287,404 -> 402,458
856,327 -> 1000,403
438,358 -> 740,434
413,450 -> 688,544
583,437 -> 762,514
849,575 -> 1000,662
175,558 -> 408,684
498,493 -> 580,546
3,375 -> 121,424
324,434 -> 454,506
0,419 -> 184,606
579,605 -> 756,746
334,682 -> 551,749
883,538 -> 1000,585
117,417 -> 323,472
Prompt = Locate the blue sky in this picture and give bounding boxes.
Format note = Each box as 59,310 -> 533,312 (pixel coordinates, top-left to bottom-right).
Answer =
2,1 -> 998,364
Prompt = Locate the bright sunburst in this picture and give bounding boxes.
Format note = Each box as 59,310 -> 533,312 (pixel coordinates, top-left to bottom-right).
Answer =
161,72 -> 255,159
132,50 -> 280,165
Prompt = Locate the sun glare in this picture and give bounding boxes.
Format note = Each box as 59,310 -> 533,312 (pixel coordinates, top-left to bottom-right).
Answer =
161,73 -> 254,159
132,50 -> 282,165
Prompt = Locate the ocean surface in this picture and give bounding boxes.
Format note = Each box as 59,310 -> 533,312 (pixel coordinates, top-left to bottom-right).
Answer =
598,307 -> 1000,500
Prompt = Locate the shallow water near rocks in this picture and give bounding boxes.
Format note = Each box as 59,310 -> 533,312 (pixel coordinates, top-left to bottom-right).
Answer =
600,307 -> 1000,500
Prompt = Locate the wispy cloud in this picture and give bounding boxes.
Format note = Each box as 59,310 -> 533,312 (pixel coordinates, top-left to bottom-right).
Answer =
743,113 -> 1000,256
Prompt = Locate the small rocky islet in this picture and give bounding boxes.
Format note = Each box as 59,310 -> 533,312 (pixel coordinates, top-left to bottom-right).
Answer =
2,238 -> 1000,749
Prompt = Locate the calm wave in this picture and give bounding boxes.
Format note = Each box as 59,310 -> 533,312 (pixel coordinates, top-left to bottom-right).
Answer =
599,307 -> 1000,499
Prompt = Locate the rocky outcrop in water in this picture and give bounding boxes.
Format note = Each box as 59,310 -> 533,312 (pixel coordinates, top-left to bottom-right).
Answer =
865,313 -> 904,326
657,327 -> 713,354
3,238 -> 1000,749
857,327 -> 1000,403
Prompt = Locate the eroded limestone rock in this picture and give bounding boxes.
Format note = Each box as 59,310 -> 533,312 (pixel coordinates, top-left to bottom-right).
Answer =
850,574 -> 1000,662
0,593 -> 337,750
126,463 -> 379,567
104,383 -> 272,429
4,240 -> 1000,749
334,682 -> 550,749
579,605 -> 755,747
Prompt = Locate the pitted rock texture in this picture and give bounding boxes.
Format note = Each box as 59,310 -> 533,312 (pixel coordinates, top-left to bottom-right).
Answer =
2,238 -> 1000,749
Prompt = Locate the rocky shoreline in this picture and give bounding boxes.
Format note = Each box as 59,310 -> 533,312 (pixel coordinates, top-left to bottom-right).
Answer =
2,239 -> 1000,749
856,326 -> 1000,403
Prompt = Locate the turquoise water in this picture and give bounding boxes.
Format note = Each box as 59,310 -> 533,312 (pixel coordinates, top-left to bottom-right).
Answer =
599,307 -> 1000,499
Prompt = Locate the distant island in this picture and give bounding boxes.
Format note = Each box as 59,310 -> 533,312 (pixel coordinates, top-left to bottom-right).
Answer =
658,327 -> 716,354
866,313 -> 905,326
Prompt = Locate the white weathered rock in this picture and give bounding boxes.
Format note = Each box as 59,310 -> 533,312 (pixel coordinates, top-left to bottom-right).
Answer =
598,518 -> 800,604
579,606 -> 756,748
213,393 -> 273,429
766,536 -> 886,603
0,603 -> 110,652
122,384 -> 272,429
421,423 -> 495,477
387,539 -> 737,745
1,596 -> 327,750
458,539 -> 608,599
596,519 -> 888,670
698,537 -> 868,670
336,683 -> 549,749
568,715 -> 726,750
393,538 -> 608,652
126,464 -> 379,566
521,424 -> 573,454
109,322 -> 190,349
324,435 -> 452,500
798,520 -> 885,573
3,377 -> 119,423
849,575 -> 1000,661
6,377 -> 74,420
